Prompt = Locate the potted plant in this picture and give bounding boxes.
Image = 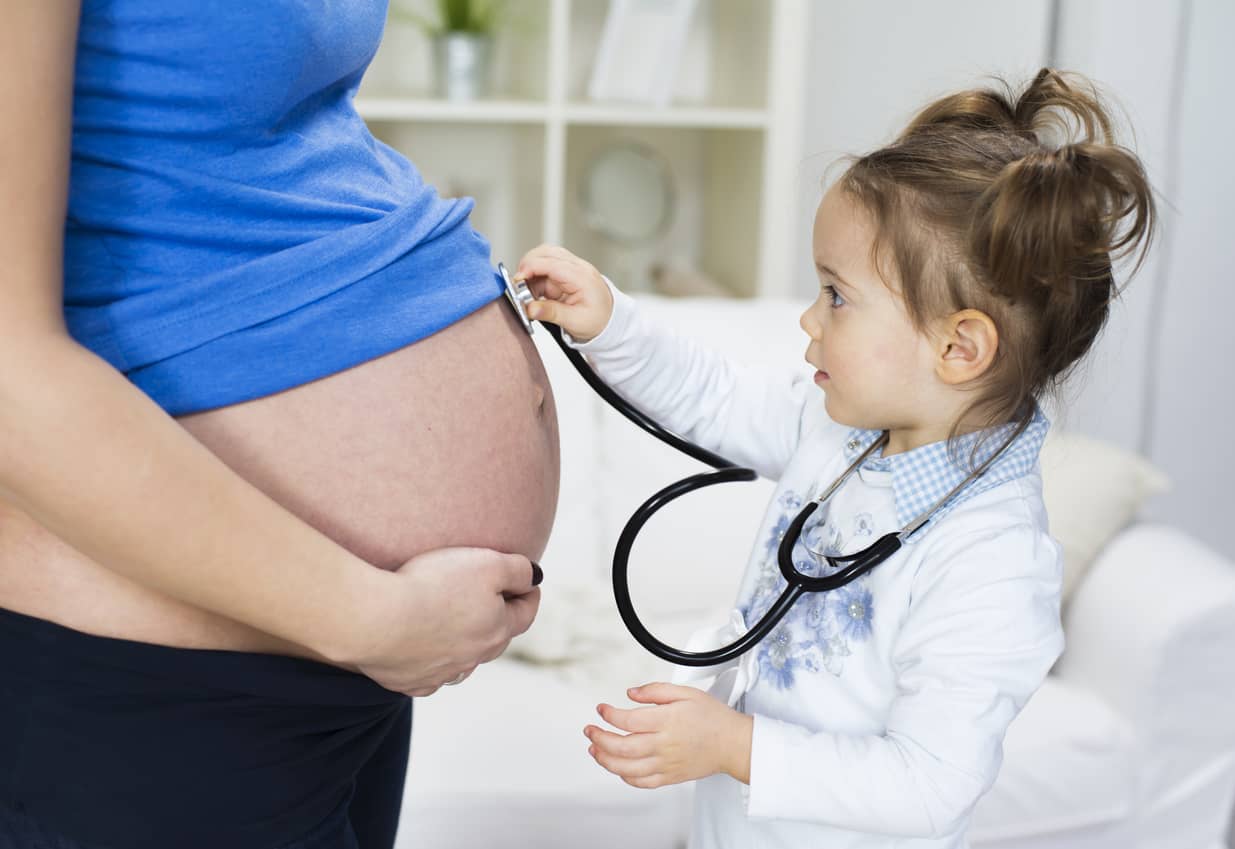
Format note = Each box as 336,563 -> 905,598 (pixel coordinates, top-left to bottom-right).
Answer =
392,0 -> 504,101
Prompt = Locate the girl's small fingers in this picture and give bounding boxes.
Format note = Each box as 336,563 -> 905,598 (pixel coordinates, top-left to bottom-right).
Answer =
516,244 -> 559,274
586,725 -> 654,759
627,682 -> 695,705
534,244 -> 578,265
518,245 -> 591,283
624,773 -> 665,790
523,277 -> 564,301
525,298 -> 557,324
590,747 -> 660,780
598,702 -> 660,733
518,256 -> 583,291
513,252 -> 550,280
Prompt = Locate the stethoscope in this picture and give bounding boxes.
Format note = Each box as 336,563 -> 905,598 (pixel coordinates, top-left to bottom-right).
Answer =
498,263 -> 1030,668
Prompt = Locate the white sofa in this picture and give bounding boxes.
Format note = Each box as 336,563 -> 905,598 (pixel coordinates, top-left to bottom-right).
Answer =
394,295 -> 1235,849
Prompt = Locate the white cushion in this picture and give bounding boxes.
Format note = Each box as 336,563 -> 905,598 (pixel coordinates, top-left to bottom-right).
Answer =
970,675 -> 1136,842
1038,431 -> 1170,604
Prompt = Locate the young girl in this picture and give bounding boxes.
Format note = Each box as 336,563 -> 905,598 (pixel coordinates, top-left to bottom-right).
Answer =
513,68 -> 1154,848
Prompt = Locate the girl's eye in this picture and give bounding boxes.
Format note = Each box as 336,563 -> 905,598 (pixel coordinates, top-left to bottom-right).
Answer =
823,284 -> 845,309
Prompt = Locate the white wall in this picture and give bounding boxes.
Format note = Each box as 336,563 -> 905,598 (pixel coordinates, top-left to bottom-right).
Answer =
793,0 -> 1053,297
796,0 -> 1235,560
1128,0 -> 1235,563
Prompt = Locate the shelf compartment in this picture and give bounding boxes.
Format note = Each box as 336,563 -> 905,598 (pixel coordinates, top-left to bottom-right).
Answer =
563,125 -> 764,298
364,1 -> 553,102
566,0 -> 771,111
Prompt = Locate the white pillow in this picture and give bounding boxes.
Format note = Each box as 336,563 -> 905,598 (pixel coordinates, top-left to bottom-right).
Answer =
1039,431 -> 1170,604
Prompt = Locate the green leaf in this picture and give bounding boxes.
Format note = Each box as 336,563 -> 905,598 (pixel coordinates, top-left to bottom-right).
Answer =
390,0 -> 505,35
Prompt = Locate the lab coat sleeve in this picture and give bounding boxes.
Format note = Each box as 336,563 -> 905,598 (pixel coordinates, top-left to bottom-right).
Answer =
744,523 -> 1065,838
565,281 -> 825,482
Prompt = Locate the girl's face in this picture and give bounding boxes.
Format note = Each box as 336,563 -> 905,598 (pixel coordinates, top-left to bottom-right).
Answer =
800,185 -> 939,435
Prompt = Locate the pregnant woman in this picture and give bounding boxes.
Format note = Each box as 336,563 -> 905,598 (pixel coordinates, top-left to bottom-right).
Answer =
0,3 -> 559,849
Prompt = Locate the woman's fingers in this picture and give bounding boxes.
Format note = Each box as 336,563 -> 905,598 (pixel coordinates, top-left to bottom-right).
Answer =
503,586 -> 541,642
490,552 -> 542,596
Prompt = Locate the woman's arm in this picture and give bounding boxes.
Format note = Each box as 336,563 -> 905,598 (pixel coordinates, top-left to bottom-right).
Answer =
0,1 -> 539,694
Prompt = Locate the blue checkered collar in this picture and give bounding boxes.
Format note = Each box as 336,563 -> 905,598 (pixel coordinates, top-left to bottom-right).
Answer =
838,402 -> 1050,537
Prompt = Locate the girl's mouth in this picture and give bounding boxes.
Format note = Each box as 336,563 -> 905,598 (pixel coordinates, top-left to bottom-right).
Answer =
814,370 -> 830,385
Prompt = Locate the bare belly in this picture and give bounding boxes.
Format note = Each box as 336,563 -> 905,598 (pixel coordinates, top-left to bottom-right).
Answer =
0,297 -> 560,655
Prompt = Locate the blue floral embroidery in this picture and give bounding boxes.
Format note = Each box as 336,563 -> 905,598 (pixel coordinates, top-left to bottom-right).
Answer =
762,511 -> 792,562
757,626 -> 800,689
853,511 -> 875,539
804,594 -> 828,630
833,584 -> 875,641
744,487 -> 879,690
817,632 -> 852,676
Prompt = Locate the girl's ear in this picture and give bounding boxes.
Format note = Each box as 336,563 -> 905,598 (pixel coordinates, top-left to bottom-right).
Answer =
935,309 -> 998,385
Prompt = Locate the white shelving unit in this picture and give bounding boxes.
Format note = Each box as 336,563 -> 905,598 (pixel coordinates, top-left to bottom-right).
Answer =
359,0 -> 807,297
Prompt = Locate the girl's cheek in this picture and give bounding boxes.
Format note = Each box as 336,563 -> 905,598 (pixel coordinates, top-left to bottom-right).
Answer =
868,332 -> 916,371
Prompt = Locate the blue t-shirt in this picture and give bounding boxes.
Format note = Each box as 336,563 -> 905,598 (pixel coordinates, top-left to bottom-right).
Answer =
64,1 -> 502,414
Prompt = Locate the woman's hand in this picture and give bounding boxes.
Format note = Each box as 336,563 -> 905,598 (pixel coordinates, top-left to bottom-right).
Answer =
584,683 -> 754,788
515,245 -> 615,344
347,547 -> 542,697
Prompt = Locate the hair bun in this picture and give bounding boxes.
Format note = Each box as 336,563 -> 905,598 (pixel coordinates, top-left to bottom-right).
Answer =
973,136 -> 1154,304
1012,68 -> 1113,147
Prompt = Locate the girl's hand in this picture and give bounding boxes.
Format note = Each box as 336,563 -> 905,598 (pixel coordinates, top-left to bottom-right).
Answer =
514,244 -> 615,343
584,683 -> 754,788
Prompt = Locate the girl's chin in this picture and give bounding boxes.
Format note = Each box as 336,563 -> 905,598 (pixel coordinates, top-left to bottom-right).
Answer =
821,396 -> 865,431
821,393 -> 841,419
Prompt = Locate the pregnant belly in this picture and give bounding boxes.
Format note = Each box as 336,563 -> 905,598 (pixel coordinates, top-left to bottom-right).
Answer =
0,297 -> 560,653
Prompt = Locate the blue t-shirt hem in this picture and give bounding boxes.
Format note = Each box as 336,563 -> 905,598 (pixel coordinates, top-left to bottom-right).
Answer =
129,221 -> 502,416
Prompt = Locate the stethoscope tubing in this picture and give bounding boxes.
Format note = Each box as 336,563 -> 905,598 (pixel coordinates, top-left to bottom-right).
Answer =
542,320 -> 801,666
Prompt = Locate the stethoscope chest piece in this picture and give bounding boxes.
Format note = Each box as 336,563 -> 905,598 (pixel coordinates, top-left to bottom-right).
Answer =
499,262 -> 536,336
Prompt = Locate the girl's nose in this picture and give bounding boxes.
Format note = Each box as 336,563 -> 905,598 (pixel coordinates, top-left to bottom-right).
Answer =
799,307 -> 819,338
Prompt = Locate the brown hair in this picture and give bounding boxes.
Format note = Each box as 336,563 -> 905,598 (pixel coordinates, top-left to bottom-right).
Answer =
838,68 -> 1155,465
